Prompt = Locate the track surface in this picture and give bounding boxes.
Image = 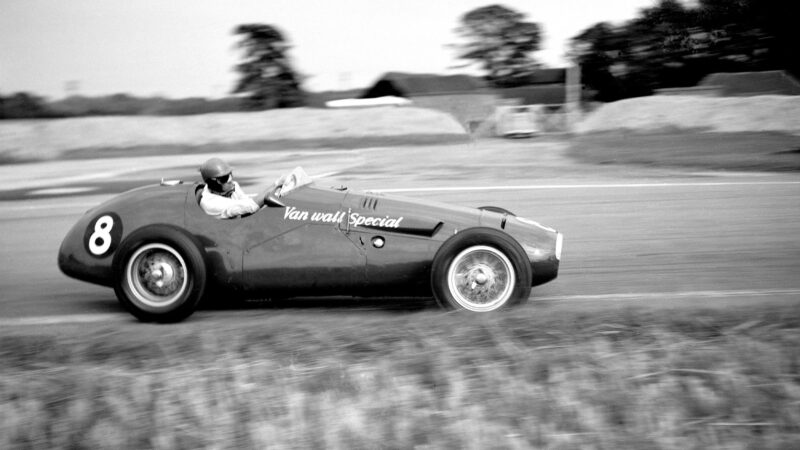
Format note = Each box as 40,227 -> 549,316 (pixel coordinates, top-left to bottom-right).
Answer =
1,140 -> 799,323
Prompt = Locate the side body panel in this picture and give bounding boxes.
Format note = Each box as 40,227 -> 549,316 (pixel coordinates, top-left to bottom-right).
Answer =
183,185 -> 253,289
341,191 -> 480,295
238,186 -> 366,295
58,184 -> 191,287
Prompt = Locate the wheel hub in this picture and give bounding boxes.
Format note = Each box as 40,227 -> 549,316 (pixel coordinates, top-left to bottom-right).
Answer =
130,247 -> 186,301
468,265 -> 495,290
152,259 -> 177,288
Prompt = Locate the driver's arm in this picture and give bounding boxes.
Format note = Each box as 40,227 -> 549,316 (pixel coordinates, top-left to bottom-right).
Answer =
201,194 -> 259,219
220,199 -> 259,218
256,175 -> 287,207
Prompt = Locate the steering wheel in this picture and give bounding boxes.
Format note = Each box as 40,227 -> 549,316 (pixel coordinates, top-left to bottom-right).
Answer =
263,184 -> 285,208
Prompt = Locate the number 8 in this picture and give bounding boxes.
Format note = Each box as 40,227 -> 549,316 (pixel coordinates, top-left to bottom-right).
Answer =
89,215 -> 114,255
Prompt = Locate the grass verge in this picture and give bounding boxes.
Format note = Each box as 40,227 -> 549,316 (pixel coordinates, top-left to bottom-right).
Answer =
568,131 -> 800,172
1,303 -> 798,449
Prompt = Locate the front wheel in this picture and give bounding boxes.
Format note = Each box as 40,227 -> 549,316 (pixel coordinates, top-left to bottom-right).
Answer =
431,228 -> 532,312
112,225 -> 206,323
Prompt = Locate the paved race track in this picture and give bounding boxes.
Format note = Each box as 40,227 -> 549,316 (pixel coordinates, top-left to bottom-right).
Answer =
1,140 -> 799,323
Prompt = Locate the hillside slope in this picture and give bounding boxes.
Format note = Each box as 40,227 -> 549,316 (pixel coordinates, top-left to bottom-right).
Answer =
576,95 -> 800,135
0,107 -> 466,161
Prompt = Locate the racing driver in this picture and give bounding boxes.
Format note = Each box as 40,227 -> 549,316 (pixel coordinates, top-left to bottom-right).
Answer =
199,157 -> 266,219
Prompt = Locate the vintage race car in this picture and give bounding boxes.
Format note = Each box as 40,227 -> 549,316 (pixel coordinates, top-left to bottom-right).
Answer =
58,167 -> 563,322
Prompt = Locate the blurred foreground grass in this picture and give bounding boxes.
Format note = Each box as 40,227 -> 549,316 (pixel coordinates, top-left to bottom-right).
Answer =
1,304 -> 798,449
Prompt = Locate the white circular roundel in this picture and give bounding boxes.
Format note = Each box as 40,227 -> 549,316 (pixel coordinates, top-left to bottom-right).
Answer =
84,213 -> 122,257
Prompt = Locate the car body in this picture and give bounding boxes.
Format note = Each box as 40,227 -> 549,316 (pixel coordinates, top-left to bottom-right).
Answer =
58,167 -> 562,322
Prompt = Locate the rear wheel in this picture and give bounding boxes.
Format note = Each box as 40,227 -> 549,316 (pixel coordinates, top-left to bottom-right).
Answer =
113,225 -> 206,323
431,228 -> 531,312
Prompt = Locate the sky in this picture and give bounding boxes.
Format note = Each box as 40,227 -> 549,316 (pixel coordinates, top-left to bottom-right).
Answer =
0,0 -> 659,99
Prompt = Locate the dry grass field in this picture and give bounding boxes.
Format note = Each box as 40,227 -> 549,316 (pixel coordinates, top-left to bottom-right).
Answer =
0,107 -> 468,163
570,96 -> 800,172
1,304 -> 798,449
576,96 -> 800,135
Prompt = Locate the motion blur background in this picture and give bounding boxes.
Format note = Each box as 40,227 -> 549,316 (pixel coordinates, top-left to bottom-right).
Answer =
2,1 -> 800,449
1,0 -> 797,126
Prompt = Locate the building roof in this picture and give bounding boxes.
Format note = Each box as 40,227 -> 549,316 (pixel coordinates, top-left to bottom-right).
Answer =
361,69 -> 573,104
362,72 -> 488,98
522,68 -> 566,85
699,70 -> 800,96
497,85 -> 567,105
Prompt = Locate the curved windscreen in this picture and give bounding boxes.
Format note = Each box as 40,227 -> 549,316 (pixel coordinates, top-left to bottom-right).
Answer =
277,166 -> 314,197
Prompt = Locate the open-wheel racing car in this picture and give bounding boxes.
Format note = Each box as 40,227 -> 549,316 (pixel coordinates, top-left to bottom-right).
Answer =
58,167 -> 563,322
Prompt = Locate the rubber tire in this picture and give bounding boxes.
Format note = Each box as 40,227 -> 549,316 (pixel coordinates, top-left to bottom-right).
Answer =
478,206 -> 516,216
431,227 -> 532,312
112,225 -> 207,323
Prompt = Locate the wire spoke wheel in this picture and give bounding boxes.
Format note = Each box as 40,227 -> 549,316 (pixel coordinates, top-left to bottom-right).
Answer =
125,243 -> 188,308
431,228 -> 532,312
447,245 -> 515,311
113,225 -> 206,323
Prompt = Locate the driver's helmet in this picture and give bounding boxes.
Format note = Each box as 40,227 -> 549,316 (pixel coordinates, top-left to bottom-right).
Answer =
199,157 -> 234,195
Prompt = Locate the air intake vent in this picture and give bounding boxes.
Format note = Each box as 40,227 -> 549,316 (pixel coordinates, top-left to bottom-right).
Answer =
360,196 -> 379,210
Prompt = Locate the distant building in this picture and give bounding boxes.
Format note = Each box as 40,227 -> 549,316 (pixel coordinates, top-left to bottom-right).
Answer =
495,68 -> 569,106
493,68 -> 584,134
360,72 -> 498,130
325,96 -> 411,108
362,72 -> 488,98
305,88 -> 366,108
359,69 -> 581,134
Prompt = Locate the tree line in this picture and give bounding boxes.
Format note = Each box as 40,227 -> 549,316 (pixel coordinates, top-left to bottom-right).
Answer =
571,0 -> 799,101
2,1 -> 796,118
0,90 -> 361,120
233,1 -> 798,107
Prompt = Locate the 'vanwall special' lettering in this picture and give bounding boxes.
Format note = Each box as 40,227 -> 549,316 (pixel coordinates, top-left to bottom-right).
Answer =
283,207 -> 403,229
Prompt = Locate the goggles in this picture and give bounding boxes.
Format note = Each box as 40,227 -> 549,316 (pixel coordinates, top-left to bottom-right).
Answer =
212,173 -> 232,184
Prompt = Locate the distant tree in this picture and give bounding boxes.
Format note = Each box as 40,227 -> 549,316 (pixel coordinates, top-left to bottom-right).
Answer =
569,23 -> 633,101
695,0 -> 795,74
570,0 -> 699,100
454,4 -> 542,88
0,92 -> 53,119
232,24 -> 305,109
570,0 -> 799,101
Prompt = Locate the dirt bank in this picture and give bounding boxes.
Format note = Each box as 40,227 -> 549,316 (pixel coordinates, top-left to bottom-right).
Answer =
576,95 -> 800,135
0,107 -> 467,162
